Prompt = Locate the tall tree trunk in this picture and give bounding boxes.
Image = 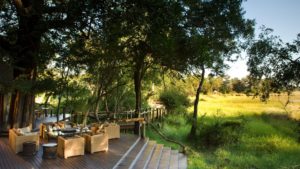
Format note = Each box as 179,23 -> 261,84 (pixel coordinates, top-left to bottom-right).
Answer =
94,86 -> 102,122
133,61 -> 144,135
8,90 -> 35,129
5,2 -> 41,130
62,68 -> 69,120
134,71 -> 141,135
56,95 -> 62,122
189,66 -> 205,138
44,94 -> 51,117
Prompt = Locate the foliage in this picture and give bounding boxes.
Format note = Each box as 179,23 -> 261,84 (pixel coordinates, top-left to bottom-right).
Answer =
198,117 -> 243,147
183,0 -> 255,137
159,88 -> 190,114
247,26 -> 300,101
147,94 -> 300,169
231,78 -> 248,93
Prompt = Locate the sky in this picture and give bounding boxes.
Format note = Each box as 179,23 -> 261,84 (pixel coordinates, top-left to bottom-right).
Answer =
226,0 -> 300,79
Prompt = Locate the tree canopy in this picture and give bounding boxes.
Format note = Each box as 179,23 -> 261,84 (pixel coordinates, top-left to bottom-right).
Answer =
247,27 -> 300,100
0,0 -> 258,134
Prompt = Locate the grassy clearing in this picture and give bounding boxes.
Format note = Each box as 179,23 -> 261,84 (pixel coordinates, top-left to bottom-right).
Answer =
146,92 -> 300,169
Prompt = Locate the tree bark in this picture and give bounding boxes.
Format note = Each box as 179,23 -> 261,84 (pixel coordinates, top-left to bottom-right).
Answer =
134,69 -> 142,135
94,85 -> 103,122
44,94 -> 51,117
56,95 -> 62,122
133,57 -> 145,135
0,0 -> 88,131
189,65 -> 205,138
2,1 -> 42,130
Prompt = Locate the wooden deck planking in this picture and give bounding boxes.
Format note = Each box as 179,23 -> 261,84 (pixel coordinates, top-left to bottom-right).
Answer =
0,134 -> 139,169
0,138 -> 32,169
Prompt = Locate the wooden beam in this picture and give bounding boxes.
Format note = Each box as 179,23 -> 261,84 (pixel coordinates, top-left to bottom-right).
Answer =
118,117 -> 145,123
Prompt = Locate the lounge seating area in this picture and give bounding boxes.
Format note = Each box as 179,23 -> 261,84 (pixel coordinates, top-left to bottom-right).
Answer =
2,117 -> 187,169
8,122 -> 120,159
1,133 -> 141,169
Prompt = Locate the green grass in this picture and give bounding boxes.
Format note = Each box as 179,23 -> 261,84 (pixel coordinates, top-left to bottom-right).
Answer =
147,92 -> 300,169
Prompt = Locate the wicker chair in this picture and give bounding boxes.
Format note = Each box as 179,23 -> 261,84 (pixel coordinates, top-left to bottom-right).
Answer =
9,128 -> 39,154
83,132 -> 108,154
104,124 -> 120,139
57,135 -> 85,159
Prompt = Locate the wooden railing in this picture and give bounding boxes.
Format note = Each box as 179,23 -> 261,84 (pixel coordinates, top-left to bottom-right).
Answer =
73,108 -> 167,123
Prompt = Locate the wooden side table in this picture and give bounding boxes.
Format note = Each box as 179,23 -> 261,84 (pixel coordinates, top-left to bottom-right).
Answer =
23,141 -> 36,156
42,143 -> 57,159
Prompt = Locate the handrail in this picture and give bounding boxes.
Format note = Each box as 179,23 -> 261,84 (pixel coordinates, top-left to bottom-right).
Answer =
147,121 -> 186,154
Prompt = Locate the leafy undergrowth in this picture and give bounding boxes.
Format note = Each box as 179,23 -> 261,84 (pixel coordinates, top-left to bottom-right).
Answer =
146,95 -> 300,169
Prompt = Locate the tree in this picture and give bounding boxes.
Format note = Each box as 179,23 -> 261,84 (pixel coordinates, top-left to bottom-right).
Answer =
247,27 -> 300,101
232,78 -> 246,93
185,0 -> 254,137
219,76 -> 232,94
0,0 -> 101,130
108,0 -> 187,134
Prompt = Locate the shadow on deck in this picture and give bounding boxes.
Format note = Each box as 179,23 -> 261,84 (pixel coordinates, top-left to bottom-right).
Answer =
0,134 -> 139,169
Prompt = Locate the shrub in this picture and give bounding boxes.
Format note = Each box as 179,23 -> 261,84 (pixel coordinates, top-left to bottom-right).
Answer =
159,88 -> 190,113
199,119 -> 243,147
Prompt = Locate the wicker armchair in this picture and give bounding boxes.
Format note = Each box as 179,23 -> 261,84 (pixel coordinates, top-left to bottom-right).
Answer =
83,132 -> 108,154
57,136 -> 85,159
9,128 -> 39,154
104,123 -> 120,139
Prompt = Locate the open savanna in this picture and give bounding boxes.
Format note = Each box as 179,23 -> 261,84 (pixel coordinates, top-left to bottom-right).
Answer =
147,91 -> 300,169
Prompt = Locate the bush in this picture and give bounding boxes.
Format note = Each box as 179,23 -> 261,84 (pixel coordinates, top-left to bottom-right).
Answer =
199,119 -> 243,147
159,88 -> 190,113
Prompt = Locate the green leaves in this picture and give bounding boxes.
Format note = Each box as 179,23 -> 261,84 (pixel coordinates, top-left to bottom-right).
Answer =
247,27 -> 300,100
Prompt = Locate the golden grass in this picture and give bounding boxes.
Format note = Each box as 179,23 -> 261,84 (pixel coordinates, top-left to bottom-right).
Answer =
188,91 -> 300,119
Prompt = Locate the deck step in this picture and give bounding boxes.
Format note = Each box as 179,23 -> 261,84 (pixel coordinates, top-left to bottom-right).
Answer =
169,150 -> 179,169
132,141 -> 156,169
178,153 -> 187,169
114,138 -> 149,169
158,147 -> 171,169
146,144 -> 164,169
113,137 -> 187,169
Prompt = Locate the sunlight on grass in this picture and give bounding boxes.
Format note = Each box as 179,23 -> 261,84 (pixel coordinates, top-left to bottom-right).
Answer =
148,92 -> 300,169
188,93 -> 299,118
245,119 -> 280,136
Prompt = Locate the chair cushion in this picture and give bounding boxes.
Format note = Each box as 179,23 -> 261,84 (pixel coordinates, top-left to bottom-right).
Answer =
47,125 -> 53,132
15,126 -> 31,135
20,126 -> 31,133
14,128 -> 23,136
23,132 -> 38,136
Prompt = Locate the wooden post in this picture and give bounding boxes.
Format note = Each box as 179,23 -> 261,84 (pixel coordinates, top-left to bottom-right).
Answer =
150,109 -> 153,122
147,109 -> 150,123
140,121 -> 146,139
159,108 -> 162,121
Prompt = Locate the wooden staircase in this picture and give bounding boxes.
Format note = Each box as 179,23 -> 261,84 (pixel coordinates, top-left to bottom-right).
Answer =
113,138 -> 187,169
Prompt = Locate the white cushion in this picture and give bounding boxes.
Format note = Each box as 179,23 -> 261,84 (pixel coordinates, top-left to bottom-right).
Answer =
20,126 -> 31,133
23,132 -> 38,136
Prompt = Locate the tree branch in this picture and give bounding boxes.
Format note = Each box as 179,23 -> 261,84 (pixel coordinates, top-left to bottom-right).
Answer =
13,0 -> 33,16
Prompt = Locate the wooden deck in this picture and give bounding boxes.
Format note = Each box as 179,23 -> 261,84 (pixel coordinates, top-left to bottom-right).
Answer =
0,134 -> 139,169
